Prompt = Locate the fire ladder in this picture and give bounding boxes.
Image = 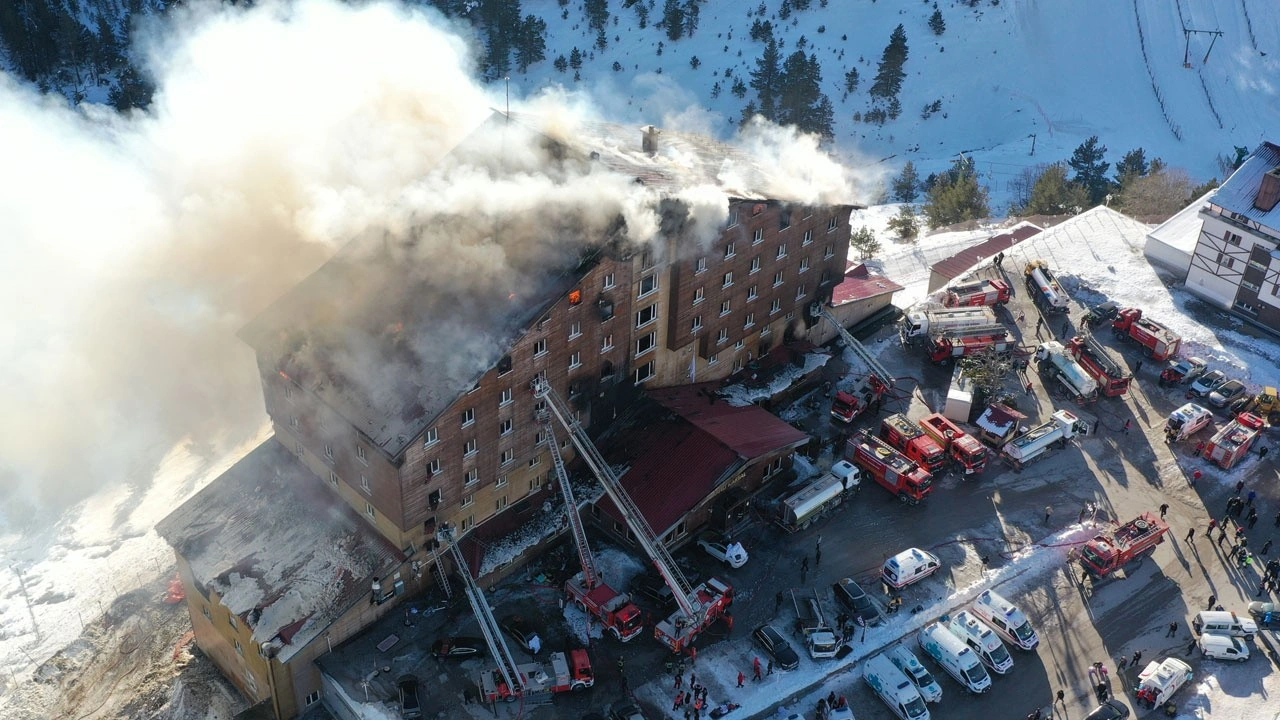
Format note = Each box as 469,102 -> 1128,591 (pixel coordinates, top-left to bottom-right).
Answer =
531,378 -> 710,647
812,303 -> 897,388
436,524 -> 524,696
540,413 -> 602,589
430,545 -> 453,600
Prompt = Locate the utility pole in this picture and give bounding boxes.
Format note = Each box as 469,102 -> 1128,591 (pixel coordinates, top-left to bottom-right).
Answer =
12,565 -> 40,642
1183,28 -> 1224,68
1029,133 -> 1037,156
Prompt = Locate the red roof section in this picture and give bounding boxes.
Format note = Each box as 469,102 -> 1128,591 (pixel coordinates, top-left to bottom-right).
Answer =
831,263 -> 905,306
930,224 -> 1043,281
647,384 -> 811,458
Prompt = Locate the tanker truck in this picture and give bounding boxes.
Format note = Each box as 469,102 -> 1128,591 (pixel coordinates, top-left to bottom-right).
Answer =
1024,260 -> 1071,314
1001,410 -> 1086,470
900,306 -> 999,342
1034,341 -> 1099,403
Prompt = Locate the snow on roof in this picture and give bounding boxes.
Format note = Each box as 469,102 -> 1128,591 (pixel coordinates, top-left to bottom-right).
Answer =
1147,188 -> 1216,254
975,403 -> 1026,436
156,441 -> 403,662
831,263 -> 904,306
1210,141 -> 1280,231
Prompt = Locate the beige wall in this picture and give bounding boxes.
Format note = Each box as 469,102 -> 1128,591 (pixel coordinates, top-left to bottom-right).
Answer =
806,294 -> 894,346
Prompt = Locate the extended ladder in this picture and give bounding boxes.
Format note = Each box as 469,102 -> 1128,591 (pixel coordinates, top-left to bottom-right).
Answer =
430,544 -> 453,600
437,526 -> 523,695
812,303 -> 896,388
540,414 -> 601,589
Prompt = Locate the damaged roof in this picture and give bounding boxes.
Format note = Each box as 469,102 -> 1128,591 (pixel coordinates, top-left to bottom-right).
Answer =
930,223 -> 1043,281
1211,141 -> 1280,230
648,383 -> 811,458
156,440 -> 403,663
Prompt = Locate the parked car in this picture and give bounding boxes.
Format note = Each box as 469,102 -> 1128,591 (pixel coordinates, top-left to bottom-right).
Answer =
752,624 -> 800,671
1247,601 -> 1280,629
696,532 -> 749,568
1187,370 -> 1227,398
609,701 -> 646,720
831,577 -> 884,627
1081,300 -> 1120,328
1209,379 -> 1248,408
1160,357 -> 1207,386
499,616 -> 541,653
397,675 -> 422,719
1083,699 -> 1130,720
431,636 -> 485,659
631,560 -> 702,610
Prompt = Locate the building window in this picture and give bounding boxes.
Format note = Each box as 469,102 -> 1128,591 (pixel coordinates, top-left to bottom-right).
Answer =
228,613 -> 238,630
235,639 -> 244,657
717,328 -> 729,345
803,229 -> 813,245
496,495 -> 508,512
695,257 -> 707,274
499,388 -> 513,407
761,324 -> 772,337
534,339 -> 548,357
294,442 -> 304,458
799,256 -> 810,273
496,475 -> 508,488
735,339 -> 746,350
724,241 -> 736,259
733,358 -> 744,373
463,438 -> 478,457
720,299 -> 731,316
460,515 -> 474,532
744,313 -> 755,329
747,285 -> 758,301
360,474 -> 370,493
828,216 -> 838,231
424,427 -> 439,447
289,416 -> 299,429
779,209 -> 792,229
569,351 -> 582,369
708,352 -> 719,365
461,408 -> 475,427
773,271 -> 784,287
499,418 -> 513,436
1242,280 -> 1260,292
329,471 -> 339,487
777,243 -> 788,260
639,274 -> 658,298
753,227 -> 764,244
465,468 -> 479,485
1216,252 -> 1235,269
634,360 -> 656,384
821,269 -> 831,283
603,272 -> 616,290
569,321 -> 582,340
636,331 -> 657,357
501,449 -> 515,465
796,283 -> 807,300
722,272 -> 734,288
771,298 -> 783,314
305,691 -> 321,707
635,304 -> 658,328
642,250 -> 655,270
202,605 -> 212,621
601,333 -> 614,352
428,458 -> 441,475
528,475 -> 543,495
283,383 -> 292,399
693,287 -> 705,305
461,494 -> 474,508
529,454 -> 542,467
356,445 -> 367,463
365,501 -> 376,520
323,444 -> 333,461
824,243 -> 835,259
1225,231 -> 1243,246
691,315 -> 703,333
728,205 -> 740,227
750,256 -> 761,274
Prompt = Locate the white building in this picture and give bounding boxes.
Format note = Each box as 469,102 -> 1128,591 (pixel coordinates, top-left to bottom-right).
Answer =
1183,141 -> 1280,335
1144,188 -> 1216,280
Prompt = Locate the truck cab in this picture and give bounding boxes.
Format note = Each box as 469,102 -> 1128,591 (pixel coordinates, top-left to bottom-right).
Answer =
919,413 -> 989,474
880,414 -> 948,473
1076,513 -> 1169,578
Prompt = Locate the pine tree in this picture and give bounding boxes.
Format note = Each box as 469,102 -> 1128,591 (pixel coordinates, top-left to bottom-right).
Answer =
887,205 -> 920,242
929,9 -> 945,35
869,24 -> 909,101
1114,148 -> 1149,187
924,157 -> 990,227
1024,164 -> 1089,215
891,162 -> 920,203
775,51 -> 834,139
843,67 -> 859,94
683,0 -> 701,37
1068,136 -> 1112,205
514,15 -> 547,72
554,54 -> 568,73
661,0 -> 686,41
850,226 -> 882,260
584,0 -> 610,33
749,37 -> 783,121
569,47 -> 584,70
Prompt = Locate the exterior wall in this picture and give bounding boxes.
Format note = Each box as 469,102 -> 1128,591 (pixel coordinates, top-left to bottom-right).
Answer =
175,555 -> 272,709
1142,231 -> 1193,280
805,294 -> 894,346
1185,204 -> 1280,336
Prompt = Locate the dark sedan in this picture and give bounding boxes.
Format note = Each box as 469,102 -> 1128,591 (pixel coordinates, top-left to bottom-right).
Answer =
832,577 -> 885,627
397,675 -> 422,719
499,615 -> 542,653
431,636 -> 485,659
752,624 -> 800,671
1083,699 -> 1130,720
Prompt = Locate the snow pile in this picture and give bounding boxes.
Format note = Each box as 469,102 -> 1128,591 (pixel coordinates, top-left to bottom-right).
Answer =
719,352 -> 831,407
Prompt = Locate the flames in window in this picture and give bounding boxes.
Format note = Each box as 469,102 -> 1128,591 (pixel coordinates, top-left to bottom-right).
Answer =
569,289 -> 582,305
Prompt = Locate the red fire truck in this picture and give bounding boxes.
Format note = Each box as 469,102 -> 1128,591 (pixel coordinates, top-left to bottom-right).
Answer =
919,413 -> 989,475
879,413 -> 947,473
925,325 -> 1016,364
1204,412 -> 1266,470
943,278 -> 1012,308
479,649 -> 595,703
830,375 -> 891,424
848,430 -> 933,505
1111,308 -> 1181,361
1066,335 -> 1131,397
1075,513 -> 1169,579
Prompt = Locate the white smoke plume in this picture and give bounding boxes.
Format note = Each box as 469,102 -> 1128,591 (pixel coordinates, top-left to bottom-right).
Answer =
0,0 -> 871,526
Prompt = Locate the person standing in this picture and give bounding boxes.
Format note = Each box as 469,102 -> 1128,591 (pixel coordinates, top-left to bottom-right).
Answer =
1194,441 -> 1205,457
1236,480 -> 1246,494
1248,508 -> 1260,529
674,692 -> 686,711
1160,503 -> 1169,519
1166,621 -> 1179,637
1055,689 -> 1066,705
1026,379 -> 1034,395
800,556 -> 809,583
1044,505 -> 1053,525
1207,594 -> 1216,610
1131,650 -> 1143,667
1192,469 -> 1203,485
1206,518 -> 1218,539
1248,490 -> 1258,507
753,657 -> 762,682
1262,539 -> 1272,556
737,671 -> 745,688
1123,419 -> 1132,434
775,590 -> 784,612
1185,527 -> 1196,543
1261,446 -> 1270,459
767,659 -> 774,676
815,546 -> 822,568
1134,359 -> 1143,373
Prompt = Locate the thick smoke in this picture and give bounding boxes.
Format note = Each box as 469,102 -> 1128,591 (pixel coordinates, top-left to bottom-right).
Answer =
0,0 -> 870,526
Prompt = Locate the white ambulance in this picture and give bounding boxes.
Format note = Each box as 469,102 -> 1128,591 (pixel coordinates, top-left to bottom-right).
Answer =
917,621 -> 991,694
948,611 -> 1013,675
970,589 -> 1039,650
863,652 -> 931,720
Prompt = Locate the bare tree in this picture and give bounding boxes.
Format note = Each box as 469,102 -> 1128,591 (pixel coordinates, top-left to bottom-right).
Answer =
1117,168 -> 1195,218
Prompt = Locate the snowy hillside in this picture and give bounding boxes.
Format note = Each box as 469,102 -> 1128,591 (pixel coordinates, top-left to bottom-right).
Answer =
522,0 -> 1280,203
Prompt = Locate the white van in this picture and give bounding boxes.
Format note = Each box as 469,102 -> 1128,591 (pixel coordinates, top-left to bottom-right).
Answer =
970,589 -> 1039,651
863,652 -> 931,720
882,548 -> 942,589
949,611 -> 1014,675
916,622 -> 991,694
885,644 -> 943,703
1198,632 -> 1249,662
1192,610 -> 1258,639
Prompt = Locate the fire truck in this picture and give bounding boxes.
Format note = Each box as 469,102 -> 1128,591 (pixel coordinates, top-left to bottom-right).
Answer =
880,413 -> 948,473
540,417 -> 644,642
1023,260 -> 1072,313
1075,513 -> 1169,579
848,429 -> 933,505
925,325 -> 1016,364
901,306 -> 998,342
919,413 -> 989,475
1034,341 -> 1098,403
1001,410 -> 1085,470
812,304 -> 898,424
1111,308 -> 1181,361
434,525 -> 596,705
533,378 -> 732,653
1204,412 -> 1266,470
1065,335 -> 1131,397
943,278 -> 1012,308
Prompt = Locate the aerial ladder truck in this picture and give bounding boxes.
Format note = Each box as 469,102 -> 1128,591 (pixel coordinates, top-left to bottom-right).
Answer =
533,378 -> 733,653
540,414 -> 645,641
811,303 -> 898,423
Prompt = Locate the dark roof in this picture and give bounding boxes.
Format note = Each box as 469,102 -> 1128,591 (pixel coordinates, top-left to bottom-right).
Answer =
156,441 -> 403,663
648,383 -> 811,458
831,263 -> 904,305
930,224 -> 1043,281
1211,141 -> 1280,230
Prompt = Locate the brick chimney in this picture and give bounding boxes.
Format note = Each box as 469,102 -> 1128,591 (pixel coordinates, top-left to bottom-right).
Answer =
1255,167 -> 1280,212
641,125 -> 660,156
